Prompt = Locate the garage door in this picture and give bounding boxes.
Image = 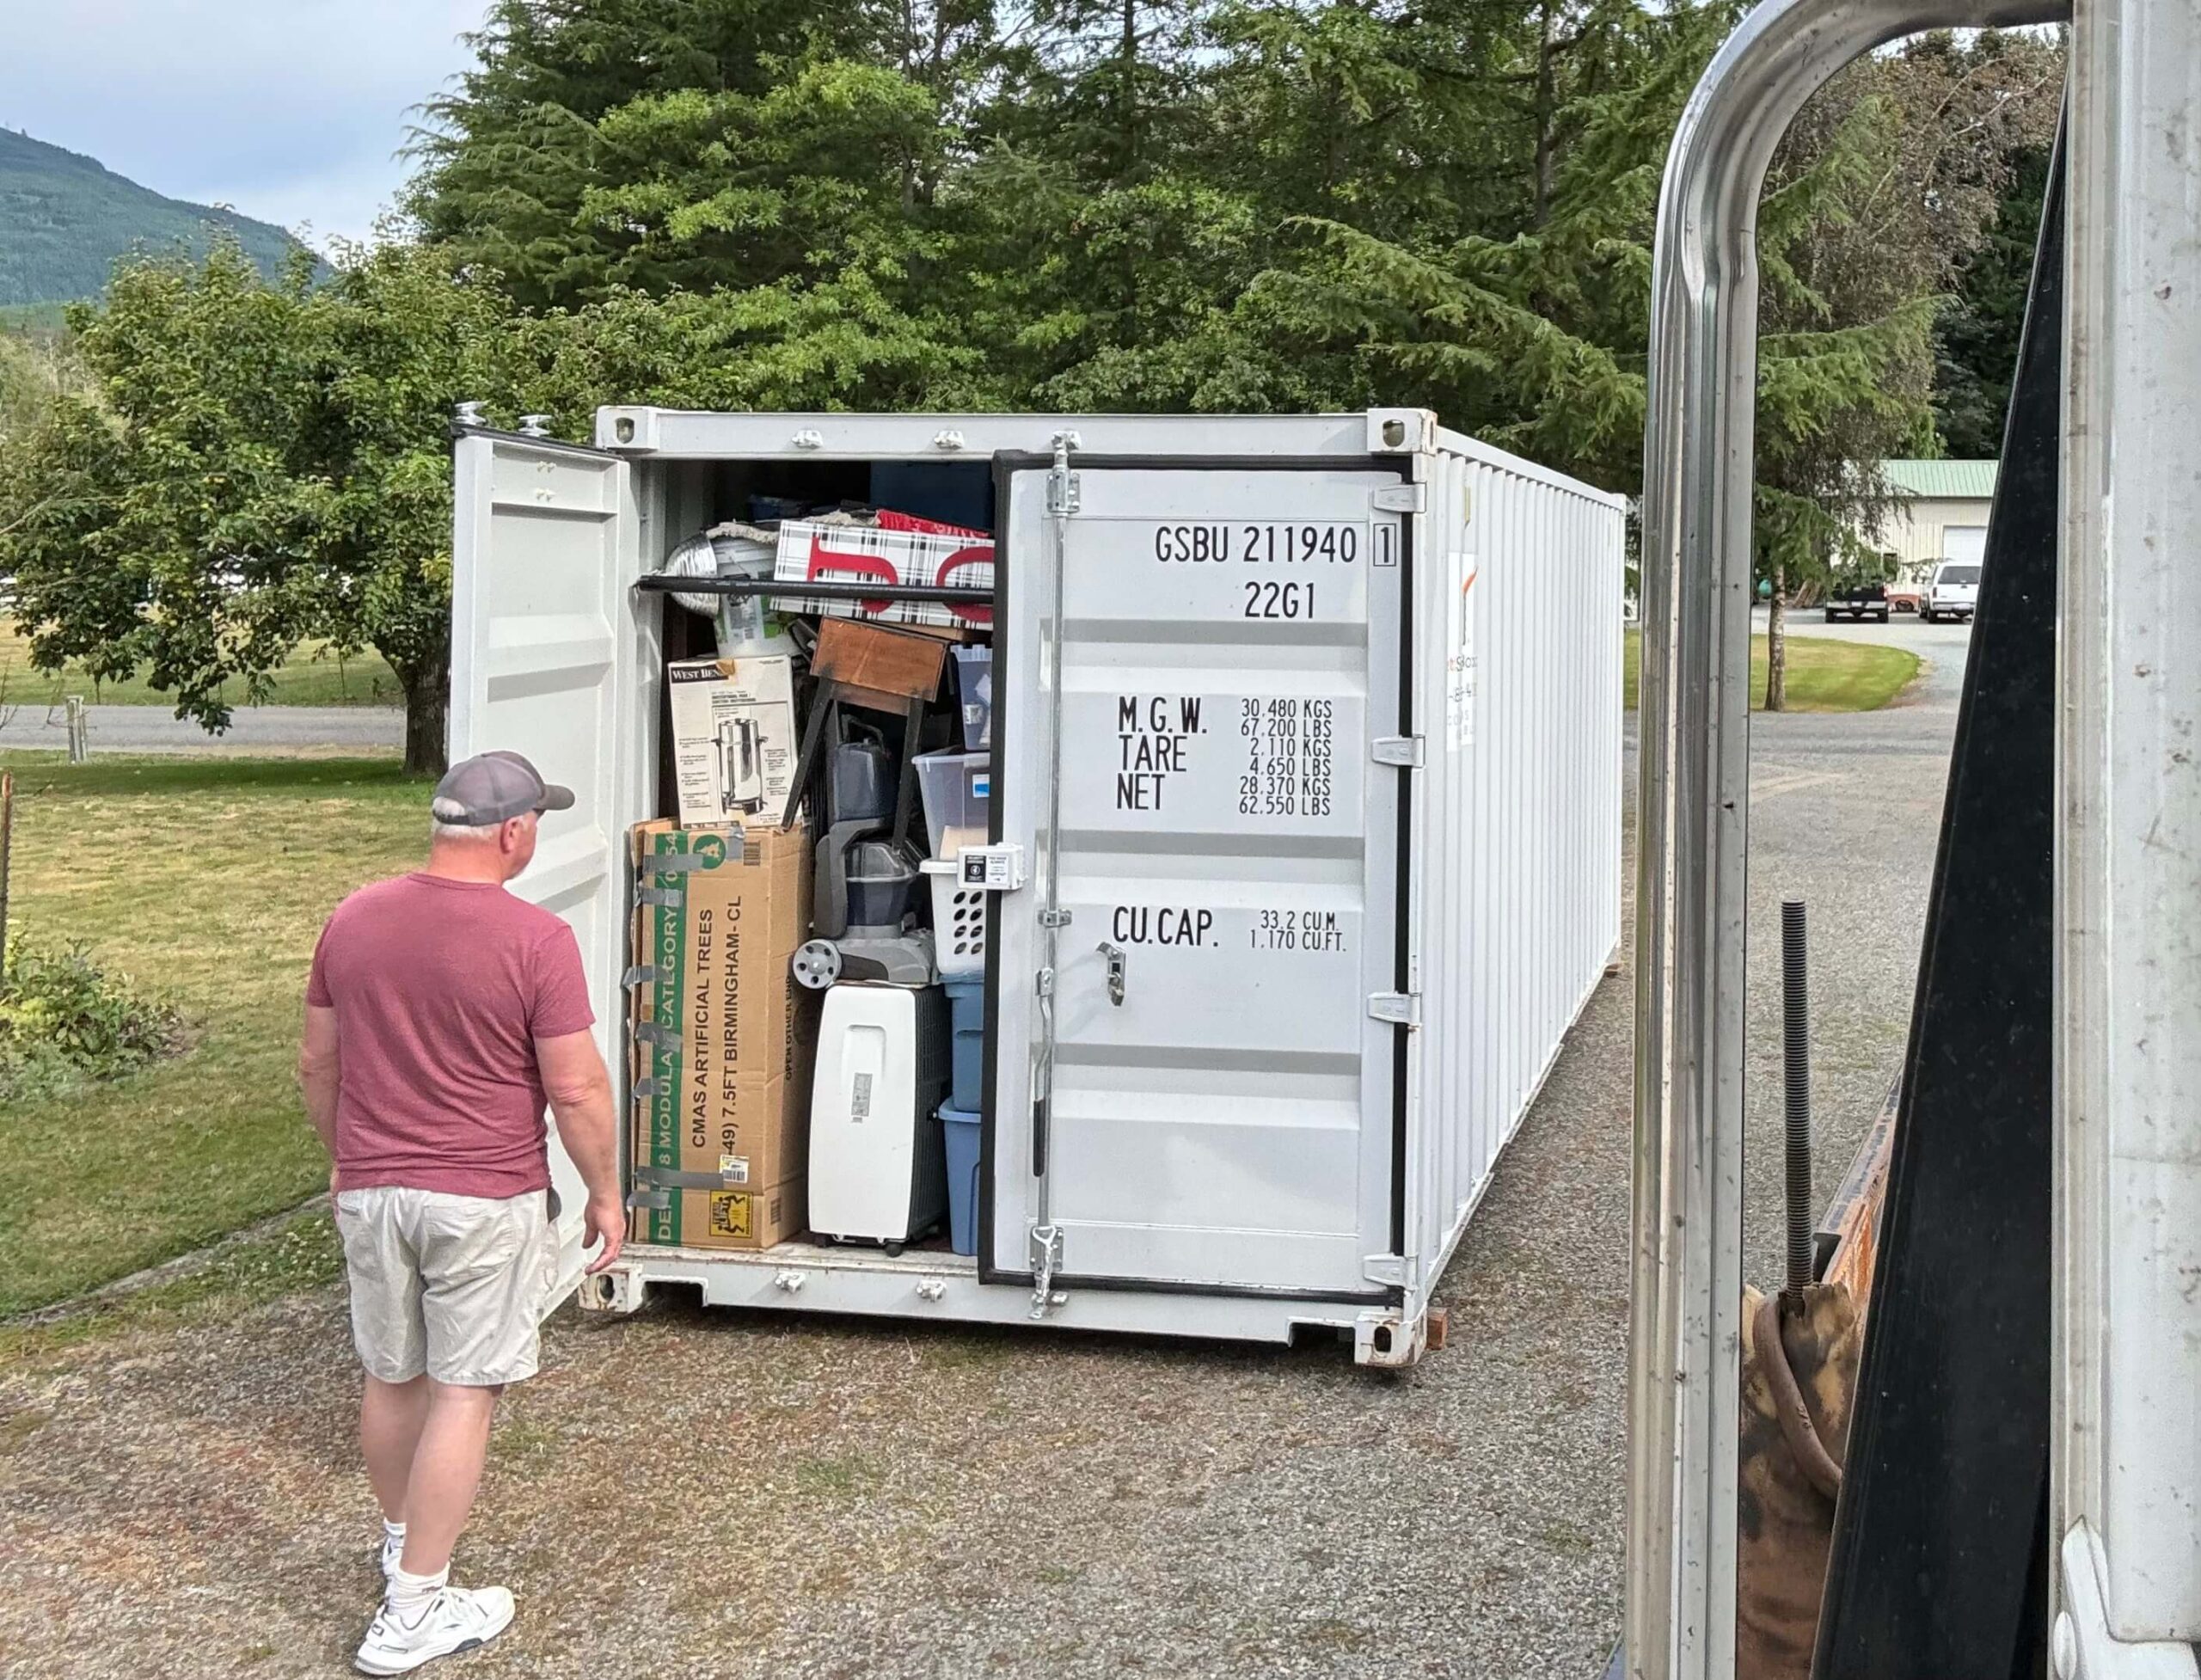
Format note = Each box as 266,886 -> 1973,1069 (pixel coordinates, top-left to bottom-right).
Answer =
1943,525 -> 1988,567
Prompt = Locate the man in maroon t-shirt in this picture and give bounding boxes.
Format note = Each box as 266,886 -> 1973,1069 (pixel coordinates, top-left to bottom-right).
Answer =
299,750 -> 622,1676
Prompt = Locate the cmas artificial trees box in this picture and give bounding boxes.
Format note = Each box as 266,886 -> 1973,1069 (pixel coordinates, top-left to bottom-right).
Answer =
625,819 -> 818,1249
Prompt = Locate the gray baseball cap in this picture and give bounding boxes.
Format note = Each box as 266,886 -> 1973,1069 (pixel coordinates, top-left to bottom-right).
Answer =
431,751 -> 575,825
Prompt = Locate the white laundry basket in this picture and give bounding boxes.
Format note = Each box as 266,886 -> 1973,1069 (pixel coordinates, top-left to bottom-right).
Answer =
923,849 -> 988,978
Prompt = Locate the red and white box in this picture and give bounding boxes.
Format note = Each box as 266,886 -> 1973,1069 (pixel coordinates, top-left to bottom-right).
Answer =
770,519 -> 994,631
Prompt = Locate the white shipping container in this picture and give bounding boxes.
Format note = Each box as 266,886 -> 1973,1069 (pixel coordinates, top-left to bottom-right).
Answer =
450,408 -> 1623,1365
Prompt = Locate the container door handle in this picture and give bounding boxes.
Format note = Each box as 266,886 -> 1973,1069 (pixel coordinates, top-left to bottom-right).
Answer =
1096,941 -> 1127,1006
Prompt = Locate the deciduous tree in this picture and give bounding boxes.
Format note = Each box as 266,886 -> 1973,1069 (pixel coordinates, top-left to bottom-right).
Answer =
0,242 -> 526,772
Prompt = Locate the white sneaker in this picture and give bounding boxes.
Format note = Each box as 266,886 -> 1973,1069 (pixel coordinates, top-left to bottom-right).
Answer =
354,1585 -> 515,1675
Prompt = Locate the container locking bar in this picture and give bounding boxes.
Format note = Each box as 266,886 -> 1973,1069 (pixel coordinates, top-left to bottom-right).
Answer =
1026,430 -> 1080,1315
1028,1223 -> 1065,1319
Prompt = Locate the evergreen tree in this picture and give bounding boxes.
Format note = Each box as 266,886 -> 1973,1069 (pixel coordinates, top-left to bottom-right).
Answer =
2,0 -> 2069,743
409,0 -> 963,310
1934,143 -> 2051,458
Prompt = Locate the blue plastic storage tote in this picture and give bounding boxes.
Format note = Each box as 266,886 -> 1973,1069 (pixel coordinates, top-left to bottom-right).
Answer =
944,975 -> 984,1112
940,1102 -> 982,1257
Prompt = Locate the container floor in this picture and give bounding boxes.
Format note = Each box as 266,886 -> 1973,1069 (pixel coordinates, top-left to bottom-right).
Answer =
629,1233 -> 976,1269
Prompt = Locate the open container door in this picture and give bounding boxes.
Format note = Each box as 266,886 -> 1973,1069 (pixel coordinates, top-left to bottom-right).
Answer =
451,428 -> 648,1306
985,448 -> 1415,1305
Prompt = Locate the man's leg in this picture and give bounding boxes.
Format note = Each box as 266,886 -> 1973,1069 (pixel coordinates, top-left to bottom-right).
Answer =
395,1379 -> 503,1577
359,1374 -> 430,1524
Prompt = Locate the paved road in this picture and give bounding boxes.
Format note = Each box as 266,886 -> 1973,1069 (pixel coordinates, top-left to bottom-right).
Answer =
0,669 -> 1962,1678
0,702 -> 401,755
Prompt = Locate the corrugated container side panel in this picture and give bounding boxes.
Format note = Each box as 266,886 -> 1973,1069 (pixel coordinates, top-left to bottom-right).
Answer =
1598,498 -> 1621,950
1543,490 -> 1559,1097
1538,490 -> 1558,1097
1477,456 -> 1504,1199
1446,454 -> 1466,1234
1442,448 -> 1467,1237
1542,492 -> 1560,1067
1514,469 -> 1531,1127
1566,495 -> 1585,1021
1489,459 -> 1509,1144
1419,451 -> 1446,1257
1508,468 -> 1530,1125
1417,442 -> 1623,1297
1467,451 -> 1488,1210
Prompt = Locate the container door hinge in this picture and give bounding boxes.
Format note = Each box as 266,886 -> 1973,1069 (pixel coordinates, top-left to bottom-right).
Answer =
1369,991 -> 1421,1027
2054,1521 -> 2201,1680
1028,1223 -> 1067,1318
1371,483 -> 1425,514
1372,735 -> 1425,768
1363,1253 -> 1413,1290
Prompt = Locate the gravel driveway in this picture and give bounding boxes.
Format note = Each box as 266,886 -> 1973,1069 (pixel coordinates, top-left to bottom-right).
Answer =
0,636 -> 1959,1680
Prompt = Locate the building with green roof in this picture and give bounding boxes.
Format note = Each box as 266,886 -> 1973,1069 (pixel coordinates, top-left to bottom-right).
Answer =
1863,459 -> 1999,574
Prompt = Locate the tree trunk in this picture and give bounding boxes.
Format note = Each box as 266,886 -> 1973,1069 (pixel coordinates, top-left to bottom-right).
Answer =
1765,558 -> 1787,713
1532,0 -> 1558,228
399,652 -> 451,776
1119,0 -> 1139,184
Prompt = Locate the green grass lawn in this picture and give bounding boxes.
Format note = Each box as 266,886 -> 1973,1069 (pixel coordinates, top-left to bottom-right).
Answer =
0,618 -> 402,709
0,754 -> 429,1315
1622,628 -> 1920,712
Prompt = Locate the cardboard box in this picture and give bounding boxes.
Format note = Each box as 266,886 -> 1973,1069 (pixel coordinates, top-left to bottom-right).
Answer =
628,820 -> 819,1250
771,518 -> 995,633
646,1179 -> 806,1254
666,655 -> 799,829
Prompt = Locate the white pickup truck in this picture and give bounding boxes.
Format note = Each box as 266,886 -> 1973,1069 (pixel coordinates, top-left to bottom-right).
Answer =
1920,559 -> 1981,622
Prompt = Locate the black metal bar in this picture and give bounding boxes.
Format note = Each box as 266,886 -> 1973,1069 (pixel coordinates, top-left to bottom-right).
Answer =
1781,898 -> 1814,1303
635,575 -> 994,605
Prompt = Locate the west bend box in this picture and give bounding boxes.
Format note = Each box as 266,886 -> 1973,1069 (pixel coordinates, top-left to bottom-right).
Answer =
628,820 -> 818,1249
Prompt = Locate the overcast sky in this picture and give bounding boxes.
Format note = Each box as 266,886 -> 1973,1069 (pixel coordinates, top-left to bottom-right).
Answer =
1,1 -> 491,250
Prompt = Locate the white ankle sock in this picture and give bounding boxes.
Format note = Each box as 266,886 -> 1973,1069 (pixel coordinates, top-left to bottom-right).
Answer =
382,1518 -> 407,1550
387,1562 -> 448,1623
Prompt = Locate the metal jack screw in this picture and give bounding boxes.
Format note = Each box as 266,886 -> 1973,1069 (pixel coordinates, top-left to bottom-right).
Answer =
1780,898 -> 1813,1308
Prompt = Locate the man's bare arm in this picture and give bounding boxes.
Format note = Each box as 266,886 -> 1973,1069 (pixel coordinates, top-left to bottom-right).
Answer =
298,1004 -> 342,1186
535,1028 -> 623,1273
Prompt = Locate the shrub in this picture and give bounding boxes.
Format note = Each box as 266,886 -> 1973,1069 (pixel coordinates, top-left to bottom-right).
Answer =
0,937 -> 182,1101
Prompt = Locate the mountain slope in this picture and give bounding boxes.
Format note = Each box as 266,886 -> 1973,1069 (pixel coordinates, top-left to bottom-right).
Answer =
0,128 -> 307,308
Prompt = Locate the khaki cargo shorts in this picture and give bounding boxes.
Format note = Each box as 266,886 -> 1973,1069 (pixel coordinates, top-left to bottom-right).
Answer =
333,1186 -> 557,1387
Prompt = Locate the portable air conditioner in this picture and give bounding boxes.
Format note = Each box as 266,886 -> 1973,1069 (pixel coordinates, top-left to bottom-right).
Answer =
808,984 -> 950,1248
